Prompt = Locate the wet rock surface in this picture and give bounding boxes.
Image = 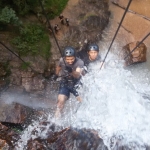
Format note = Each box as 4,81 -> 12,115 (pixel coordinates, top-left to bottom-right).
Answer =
22,122 -> 108,150
0,102 -> 32,124
0,123 -> 20,149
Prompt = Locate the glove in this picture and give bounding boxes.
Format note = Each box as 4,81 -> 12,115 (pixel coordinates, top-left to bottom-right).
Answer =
51,74 -> 58,81
65,66 -> 73,73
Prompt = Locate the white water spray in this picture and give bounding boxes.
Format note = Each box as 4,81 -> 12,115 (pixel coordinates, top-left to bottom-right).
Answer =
62,53 -> 150,149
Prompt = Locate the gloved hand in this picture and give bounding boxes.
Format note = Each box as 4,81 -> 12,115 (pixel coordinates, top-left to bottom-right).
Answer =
51,74 -> 58,81
65,66 -> 73,73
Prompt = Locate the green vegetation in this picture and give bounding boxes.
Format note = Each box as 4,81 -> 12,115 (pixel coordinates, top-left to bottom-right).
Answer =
12,24 -> 50,59
0,7 -> 21,29
0,0 -> 69,59
0,0 -> 69,19
44,0 -> 69,19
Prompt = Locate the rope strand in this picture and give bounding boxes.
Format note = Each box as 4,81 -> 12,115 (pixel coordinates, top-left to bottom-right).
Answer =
124,32 -> 150,60
100,0 -> 133,70
38,0 -> 66,66
0,41 -> 36,73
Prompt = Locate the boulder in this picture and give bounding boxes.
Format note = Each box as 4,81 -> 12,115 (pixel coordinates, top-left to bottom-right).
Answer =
5,103 -> 28,124
123,41 -> 147,66
0,102 -> 29,124
25,122 -> 108,150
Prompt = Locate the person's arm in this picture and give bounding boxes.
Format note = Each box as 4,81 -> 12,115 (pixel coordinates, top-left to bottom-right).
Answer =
55,65 -> 61,76
71,67 -> 83,79
71,59 -> 84,78
51,59 -> 62,81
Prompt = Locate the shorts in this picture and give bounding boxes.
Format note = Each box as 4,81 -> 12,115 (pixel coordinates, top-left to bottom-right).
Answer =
58,82 -> 79,98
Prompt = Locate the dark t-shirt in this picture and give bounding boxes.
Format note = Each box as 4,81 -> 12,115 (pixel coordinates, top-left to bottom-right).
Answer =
77,51 -> 101,67
58,57 -> 84,75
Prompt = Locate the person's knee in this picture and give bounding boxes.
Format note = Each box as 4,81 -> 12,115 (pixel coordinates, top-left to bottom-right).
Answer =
57,94 -> 67,109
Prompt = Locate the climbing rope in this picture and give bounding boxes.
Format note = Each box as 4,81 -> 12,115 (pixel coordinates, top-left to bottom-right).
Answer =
124,32 -> 150,60
0,41 -> 36,73
100,0 -> 133,70
38,0 -> 67,66
0,1 -> 68,74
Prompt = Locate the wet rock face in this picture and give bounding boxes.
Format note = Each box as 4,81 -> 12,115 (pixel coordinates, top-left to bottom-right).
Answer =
5,103 -> 28,124
0,102 -> 29,124
0,63 -> 7,77
123,41 -> 147,66
0,123 -> 20,149
22,74 -> 46,93
26,122 -> 107,150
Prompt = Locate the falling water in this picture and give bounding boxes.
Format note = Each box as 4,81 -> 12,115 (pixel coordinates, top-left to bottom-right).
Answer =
16,51 -> 150,149
15,1 -> 150,149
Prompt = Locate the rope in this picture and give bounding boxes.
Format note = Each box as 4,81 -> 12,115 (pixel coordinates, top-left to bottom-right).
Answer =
0,41 -> 37,73
100,0 -> 132,70
124,32 -> 150,60
38,0 -> 67,66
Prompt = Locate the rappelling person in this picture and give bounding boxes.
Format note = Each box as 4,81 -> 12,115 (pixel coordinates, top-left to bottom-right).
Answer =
59,14 -> 65,25
65,18 -> 69,26
77,43 -> 102,71
54,24 -> 60,34
52,46 -> 84,118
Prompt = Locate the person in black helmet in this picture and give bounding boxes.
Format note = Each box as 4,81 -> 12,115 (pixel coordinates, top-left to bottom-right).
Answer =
52,46 -> 84,118
82,43 -> 101,67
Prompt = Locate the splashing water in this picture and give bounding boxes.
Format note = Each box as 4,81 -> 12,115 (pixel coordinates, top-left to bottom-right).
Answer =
69,56 -> 150,149
15,51 -> 150,149
15,5 -> 150,149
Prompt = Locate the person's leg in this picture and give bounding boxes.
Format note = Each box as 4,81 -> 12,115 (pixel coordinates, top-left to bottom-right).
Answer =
76,96 -> 82,102
55,94 -> 68,118
71,87 -> 82,102
55,84 -> 70,118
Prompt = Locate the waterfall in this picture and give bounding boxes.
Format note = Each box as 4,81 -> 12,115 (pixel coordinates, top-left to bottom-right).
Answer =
15,1 -> 150,149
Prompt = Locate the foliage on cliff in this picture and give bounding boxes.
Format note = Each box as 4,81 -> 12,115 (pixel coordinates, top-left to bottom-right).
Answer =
0,0 -> 69,58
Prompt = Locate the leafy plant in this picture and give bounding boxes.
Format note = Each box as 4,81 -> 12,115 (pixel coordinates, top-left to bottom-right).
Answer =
43,0 -> 69,19
12,24 -> 50,59
0,6 -> 21,26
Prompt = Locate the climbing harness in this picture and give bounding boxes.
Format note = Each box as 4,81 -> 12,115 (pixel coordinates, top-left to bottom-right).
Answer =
100,0 -> 133,70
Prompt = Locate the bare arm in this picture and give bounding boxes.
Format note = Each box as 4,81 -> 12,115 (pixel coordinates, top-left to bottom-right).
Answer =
55,66 -> 61,76
71,67 -> 83,79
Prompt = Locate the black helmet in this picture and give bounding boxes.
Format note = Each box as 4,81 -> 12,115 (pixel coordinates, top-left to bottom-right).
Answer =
88,44 -> 99,52
64,46 -> 76,57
